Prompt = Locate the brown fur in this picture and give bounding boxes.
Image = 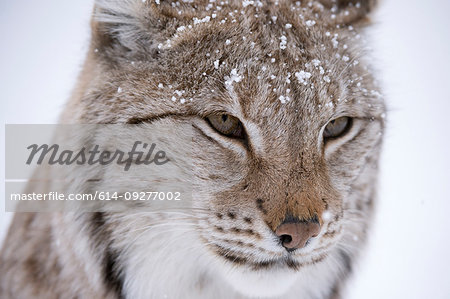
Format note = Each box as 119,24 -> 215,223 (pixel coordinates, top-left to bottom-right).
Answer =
1,1 -> 384,298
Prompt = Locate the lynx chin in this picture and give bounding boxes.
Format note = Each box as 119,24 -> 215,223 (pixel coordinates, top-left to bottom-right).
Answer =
0,0 -> 385,298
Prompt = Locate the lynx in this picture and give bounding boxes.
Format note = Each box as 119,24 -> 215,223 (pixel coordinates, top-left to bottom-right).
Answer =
0,0 -> 385,298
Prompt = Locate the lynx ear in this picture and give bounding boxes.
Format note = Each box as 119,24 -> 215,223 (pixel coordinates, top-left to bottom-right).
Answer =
91,0 -> 164,58
316,0 -> 378,26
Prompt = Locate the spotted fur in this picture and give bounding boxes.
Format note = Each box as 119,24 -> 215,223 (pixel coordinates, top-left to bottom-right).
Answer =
1,1 -> 384,298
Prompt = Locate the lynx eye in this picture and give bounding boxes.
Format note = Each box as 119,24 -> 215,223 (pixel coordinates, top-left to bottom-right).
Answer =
323,117 -> 352,140
207,114 -> 244,139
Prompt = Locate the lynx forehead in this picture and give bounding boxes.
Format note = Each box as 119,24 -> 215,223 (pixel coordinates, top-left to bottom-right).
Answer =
87,0 -> 383,123
1,1 -> 384,299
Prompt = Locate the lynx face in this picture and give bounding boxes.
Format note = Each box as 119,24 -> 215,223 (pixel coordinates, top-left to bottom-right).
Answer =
71,0 -> 384,297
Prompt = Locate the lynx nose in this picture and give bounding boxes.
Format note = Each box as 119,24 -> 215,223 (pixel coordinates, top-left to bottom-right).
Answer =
275,218 -> 321,251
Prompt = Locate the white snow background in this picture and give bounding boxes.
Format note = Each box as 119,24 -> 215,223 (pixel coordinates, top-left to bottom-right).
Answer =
1,1 -> 449,298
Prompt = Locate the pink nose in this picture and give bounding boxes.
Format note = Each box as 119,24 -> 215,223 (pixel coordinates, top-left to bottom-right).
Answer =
275,220 -> 321,251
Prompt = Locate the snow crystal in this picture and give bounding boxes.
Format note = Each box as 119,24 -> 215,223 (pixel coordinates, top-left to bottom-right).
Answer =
285,23 -> 292,29
117,87 -> 122,93
323,76 -> 331,83
332,35 -> 339,48
295,71 -> 312,85
285,73 -> 291,84
322,211 -> 332,222
171,96 -> 176,102
305,20 -> 316,27
242,0 -> 254,7
214,60 -> 220,69
193,16 -> 211,25
342,55 -> 350,62
177,26 -> 186,32
312,59 -> 321,67
271,58 -> 276,63
279,35 -> 287,50
242,0 -> 263,8
225,39 -> 231,45
158,83 -> 164,89
224,69 -> 243,88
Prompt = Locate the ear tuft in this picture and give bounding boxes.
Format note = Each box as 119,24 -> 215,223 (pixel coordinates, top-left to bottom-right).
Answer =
91,0 -> 158,57
317,0 -> 378,26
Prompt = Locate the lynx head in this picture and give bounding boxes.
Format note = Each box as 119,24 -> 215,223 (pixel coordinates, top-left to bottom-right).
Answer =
69,0 -> 385,297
